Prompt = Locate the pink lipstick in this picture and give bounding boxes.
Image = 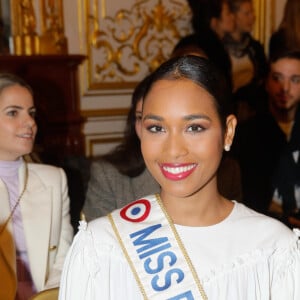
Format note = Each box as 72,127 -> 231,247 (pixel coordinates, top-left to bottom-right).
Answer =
159,163 -> 197,181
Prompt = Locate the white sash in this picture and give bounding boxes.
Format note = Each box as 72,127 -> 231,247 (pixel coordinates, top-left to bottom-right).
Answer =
108,194 -> 207,300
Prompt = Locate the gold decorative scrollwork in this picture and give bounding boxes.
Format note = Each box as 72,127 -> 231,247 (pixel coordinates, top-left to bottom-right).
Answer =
86,0 -> 192,89
11,0 -> 67,55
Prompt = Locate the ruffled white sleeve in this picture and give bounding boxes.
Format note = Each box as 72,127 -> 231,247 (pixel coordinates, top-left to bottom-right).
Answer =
58,220 -> 142,300
271,229 -> 300,300
59,218 -> 300,300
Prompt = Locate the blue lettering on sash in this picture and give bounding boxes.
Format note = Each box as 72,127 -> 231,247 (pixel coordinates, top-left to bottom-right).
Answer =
130,224 -> 169,257
152,268 -> 184,291
168,291 -> 194,300
144,251 -> 177,274
139,242 -> 171,259
129,224 -> 194,296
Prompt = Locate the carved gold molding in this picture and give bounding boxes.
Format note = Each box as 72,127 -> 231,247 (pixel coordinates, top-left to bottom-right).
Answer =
86,0 -> 192,90
10,0 -> 68,55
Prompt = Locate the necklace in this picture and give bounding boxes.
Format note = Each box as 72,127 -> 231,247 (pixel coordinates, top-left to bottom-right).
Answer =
0,162 -> 28,236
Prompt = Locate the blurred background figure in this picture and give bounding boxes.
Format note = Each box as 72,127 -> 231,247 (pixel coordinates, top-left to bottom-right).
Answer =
232,51 -> 300,228
83,75 -> 160,221
269,0 -> 300,60
0,73 -> 73,300
224,0 -> 268,122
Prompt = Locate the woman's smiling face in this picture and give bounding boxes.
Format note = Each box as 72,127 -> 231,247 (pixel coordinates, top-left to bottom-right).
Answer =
0,84 -> 37,161
141,79 -> 230,199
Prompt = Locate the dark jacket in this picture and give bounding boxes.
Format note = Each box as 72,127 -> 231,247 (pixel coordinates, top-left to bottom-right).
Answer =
232,106 -> 300,214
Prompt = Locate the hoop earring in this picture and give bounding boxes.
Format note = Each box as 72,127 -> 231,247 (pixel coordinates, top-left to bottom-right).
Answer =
224,144 -> 231,152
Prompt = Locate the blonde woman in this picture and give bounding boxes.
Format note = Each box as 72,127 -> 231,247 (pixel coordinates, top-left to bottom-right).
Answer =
0,73 -> 73,300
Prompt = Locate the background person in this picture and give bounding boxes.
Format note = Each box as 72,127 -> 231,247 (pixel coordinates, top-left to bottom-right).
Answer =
0,73 -> 73,300
83,75 -> 160,221
224,0 -> 268,122
232,51 -> 300,228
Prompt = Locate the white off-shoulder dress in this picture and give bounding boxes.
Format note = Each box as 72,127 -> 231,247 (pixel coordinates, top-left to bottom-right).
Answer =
59,201 -> 300,300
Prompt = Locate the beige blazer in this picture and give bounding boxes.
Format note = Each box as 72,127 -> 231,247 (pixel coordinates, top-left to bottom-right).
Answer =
0,161 -> 73,300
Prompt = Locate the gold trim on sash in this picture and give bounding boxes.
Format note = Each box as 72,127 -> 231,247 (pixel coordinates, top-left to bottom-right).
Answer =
108,213 -> 148,300
108,194 -> 208,300
155,194 -> 208,300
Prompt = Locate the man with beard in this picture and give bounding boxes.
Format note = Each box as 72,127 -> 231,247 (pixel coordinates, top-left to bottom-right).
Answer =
232,50 -> 300,228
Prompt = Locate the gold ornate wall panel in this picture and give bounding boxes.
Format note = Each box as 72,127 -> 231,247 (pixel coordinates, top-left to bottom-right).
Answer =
10,0 -> 67,55
85,0 -> 192,90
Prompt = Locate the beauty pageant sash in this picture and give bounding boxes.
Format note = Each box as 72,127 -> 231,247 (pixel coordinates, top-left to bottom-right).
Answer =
108,194 -> 207,300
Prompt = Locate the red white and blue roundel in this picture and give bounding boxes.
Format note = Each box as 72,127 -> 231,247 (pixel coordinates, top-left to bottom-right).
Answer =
120,199 -> 151,222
